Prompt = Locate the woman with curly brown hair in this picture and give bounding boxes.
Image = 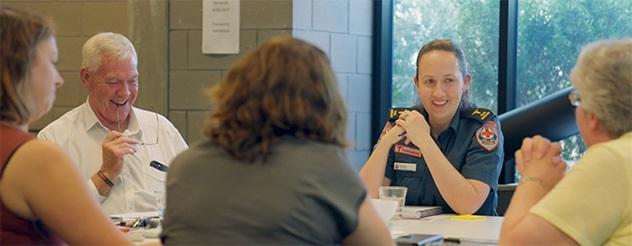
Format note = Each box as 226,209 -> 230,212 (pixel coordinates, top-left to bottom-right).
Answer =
161,36 -> 393,245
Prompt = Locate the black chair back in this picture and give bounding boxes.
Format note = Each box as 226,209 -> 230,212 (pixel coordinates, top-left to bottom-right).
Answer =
498,87 -> 578,183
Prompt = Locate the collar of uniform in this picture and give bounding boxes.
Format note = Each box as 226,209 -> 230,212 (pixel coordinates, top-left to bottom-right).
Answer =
413,104 -> 461,135
430,103 -> 463,146
444,101 -> 465,135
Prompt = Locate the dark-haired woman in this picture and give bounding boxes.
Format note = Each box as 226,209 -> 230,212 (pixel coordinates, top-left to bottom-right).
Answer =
360,39 -> 504,215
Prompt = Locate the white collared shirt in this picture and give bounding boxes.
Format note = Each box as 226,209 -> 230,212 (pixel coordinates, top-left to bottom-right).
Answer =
38,101 -> 188,214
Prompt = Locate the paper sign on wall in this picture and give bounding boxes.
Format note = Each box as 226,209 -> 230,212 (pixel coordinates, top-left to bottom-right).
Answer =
202,0 -> 240,54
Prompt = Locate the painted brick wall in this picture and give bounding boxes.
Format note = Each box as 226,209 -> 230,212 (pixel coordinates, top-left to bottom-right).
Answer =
3,0 -> 373,169
293,0 -> 373,170
1,0 -> 129,130
168,0 -> 292,144
1,0 -> 168,134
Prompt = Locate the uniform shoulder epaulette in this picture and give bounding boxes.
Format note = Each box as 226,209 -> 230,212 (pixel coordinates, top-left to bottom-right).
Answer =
463,107 -> 495,122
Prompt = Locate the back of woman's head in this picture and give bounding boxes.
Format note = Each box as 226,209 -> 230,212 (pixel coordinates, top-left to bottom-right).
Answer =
571,38 -> 632,137
205,36 -> 347,162
0,6 -> 54,125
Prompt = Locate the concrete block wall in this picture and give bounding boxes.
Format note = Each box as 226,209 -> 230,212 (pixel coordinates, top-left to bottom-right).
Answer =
4,0 -> 374,170
168,0 -> 292,144
2,0 -> 168,133
0,0 -> 130,130
293,0 -> 373,170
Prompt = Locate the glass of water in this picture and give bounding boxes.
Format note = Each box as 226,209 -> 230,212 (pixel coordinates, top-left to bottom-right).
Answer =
154,190 -> 165,216
378,186 -> 407,209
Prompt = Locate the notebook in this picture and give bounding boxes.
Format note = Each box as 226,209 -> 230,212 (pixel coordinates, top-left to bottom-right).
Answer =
395,233 -> 443,245
400,206 -> 443,219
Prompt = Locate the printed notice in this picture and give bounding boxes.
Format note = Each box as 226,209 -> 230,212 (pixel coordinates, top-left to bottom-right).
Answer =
202,0 -> 239,54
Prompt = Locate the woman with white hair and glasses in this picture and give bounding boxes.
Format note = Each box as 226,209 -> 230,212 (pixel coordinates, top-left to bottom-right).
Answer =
500,39 -> 632,245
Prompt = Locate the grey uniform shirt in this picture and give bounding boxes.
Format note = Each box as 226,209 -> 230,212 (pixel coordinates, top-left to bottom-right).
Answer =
161,137 -> 366,245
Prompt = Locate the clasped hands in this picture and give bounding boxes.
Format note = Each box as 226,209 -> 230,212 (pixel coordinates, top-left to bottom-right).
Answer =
515,135 -> 567,190
380,110 -> 431,148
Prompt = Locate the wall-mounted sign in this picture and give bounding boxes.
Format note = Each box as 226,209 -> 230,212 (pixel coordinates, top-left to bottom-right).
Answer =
202,0 -> 239,54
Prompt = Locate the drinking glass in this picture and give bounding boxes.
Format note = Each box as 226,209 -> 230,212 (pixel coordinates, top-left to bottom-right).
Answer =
378,186 -> 407,209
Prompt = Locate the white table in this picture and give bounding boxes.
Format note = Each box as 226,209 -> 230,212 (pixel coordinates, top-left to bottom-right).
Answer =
110,211 -> 162,243
113,212 -> 503,244
390,214 -> 503,244
110,211 -> 161,220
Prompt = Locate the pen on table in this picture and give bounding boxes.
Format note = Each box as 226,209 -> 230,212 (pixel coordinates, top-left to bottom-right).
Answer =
444,237 -> 460,243
445,237 -> 499,244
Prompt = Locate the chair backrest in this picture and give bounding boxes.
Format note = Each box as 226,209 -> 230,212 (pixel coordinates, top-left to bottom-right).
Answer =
498,87 -> 578,183
496,183 -> 517,216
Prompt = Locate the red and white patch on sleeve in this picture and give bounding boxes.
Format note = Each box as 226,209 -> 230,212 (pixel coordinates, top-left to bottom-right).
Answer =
476,121 -> 498,151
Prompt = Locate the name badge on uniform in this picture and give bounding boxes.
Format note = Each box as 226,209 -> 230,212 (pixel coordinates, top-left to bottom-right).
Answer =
394,162 -> 417,172
394,144 -> 422,158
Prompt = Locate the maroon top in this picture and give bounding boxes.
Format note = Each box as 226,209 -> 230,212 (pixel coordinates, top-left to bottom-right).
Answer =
1,124 -> 64,245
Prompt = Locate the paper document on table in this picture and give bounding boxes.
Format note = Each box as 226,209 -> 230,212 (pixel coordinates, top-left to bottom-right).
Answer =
400,206 -> 442,219
110,211 -> 161,220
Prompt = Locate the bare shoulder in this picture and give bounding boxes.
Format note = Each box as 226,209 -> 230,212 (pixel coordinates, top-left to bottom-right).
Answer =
2,139 -> 77,215
11,139 -> 74,172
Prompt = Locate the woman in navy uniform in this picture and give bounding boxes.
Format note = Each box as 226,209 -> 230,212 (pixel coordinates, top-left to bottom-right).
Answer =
360,39 -> 503,215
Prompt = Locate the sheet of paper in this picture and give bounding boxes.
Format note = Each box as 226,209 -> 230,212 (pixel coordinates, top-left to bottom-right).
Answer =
110,211 -> 161,220
202,0 -> 240,54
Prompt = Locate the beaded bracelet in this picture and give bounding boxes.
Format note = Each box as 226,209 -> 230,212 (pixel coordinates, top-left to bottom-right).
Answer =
520,176 -> 547,189
97,170 -> 114,187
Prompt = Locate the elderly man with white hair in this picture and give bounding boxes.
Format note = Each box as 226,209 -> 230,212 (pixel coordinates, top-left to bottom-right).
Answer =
500,39 -> 632,245
38,32 -> 188,214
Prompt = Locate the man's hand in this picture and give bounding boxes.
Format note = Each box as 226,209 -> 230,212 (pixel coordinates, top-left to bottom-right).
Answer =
100,130 -> 139,179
